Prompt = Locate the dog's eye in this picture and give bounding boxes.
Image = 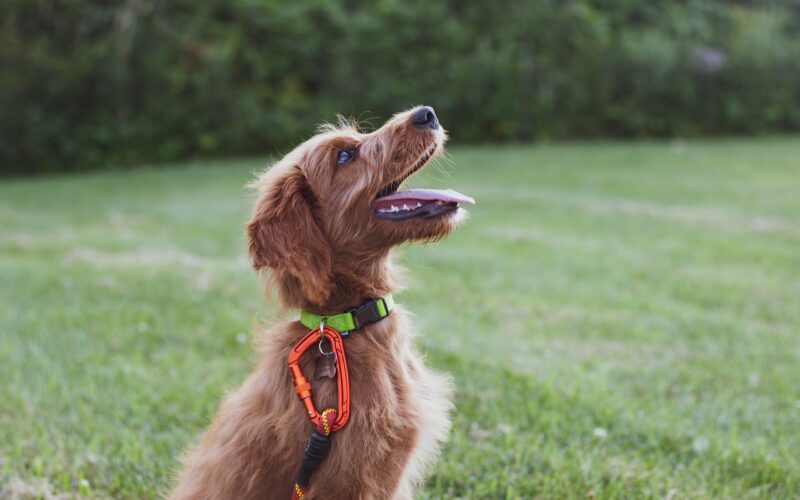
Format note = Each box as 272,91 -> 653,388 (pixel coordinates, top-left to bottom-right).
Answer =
336,150 -> 354,166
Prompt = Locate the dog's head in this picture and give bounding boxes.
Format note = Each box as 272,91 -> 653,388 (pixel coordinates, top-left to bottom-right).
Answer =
247,106 -> 473,309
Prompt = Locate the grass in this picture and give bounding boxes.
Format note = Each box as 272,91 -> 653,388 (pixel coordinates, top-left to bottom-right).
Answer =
1,138 -> 799,499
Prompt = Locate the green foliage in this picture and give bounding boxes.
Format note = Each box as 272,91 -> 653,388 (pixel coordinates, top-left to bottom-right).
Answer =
2,1 -> 800,173
2,140 -> 800,497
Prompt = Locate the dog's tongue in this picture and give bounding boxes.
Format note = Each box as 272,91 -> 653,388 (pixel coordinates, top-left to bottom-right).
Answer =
374,188 -> 475,209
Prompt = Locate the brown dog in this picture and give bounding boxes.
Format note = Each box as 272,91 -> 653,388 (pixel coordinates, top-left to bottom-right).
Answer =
170,106 -> 474,499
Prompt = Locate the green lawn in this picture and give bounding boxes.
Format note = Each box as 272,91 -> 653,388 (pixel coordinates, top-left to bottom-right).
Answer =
2,138 -> 799,499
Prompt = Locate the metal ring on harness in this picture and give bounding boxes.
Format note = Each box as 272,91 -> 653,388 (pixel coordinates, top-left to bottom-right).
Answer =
318,338 -> 334,356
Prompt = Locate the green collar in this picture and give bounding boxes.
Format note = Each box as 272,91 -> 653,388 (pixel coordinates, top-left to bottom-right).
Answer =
299,294 -> 394,335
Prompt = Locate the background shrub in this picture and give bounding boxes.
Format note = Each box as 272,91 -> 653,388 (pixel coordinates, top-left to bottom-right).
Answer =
1,0 -> 799,174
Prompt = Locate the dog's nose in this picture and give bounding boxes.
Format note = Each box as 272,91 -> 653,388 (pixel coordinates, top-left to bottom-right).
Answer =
411,106 -> 439,130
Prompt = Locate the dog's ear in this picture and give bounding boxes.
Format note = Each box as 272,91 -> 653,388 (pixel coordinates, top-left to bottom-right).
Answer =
247,165 -> 332,306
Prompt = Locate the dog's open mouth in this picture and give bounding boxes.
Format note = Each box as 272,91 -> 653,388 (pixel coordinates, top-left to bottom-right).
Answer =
372,144 -> 475,221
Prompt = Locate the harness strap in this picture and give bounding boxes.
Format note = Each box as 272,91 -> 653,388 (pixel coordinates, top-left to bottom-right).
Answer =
299,294 -> 394,334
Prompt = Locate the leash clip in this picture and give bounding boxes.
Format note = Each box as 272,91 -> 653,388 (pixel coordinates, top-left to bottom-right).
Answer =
287,326 -> 351,432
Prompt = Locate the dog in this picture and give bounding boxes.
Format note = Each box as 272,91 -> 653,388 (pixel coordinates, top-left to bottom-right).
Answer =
170,106 -> 474,499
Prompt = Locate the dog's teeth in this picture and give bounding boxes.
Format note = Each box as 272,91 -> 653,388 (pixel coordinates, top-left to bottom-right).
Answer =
378,202 -> 423,214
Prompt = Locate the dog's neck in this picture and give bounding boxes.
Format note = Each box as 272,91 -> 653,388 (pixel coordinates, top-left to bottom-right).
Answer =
277,248 -> 397,314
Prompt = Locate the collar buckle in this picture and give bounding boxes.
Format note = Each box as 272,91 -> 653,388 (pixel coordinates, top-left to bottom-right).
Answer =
348,298 -> 384,329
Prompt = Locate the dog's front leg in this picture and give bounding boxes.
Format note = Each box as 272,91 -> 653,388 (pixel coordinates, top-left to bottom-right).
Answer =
170,363 -> 304,500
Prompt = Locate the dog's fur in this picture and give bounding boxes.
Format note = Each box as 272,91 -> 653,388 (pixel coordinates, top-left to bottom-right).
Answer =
170,107 -> 468,499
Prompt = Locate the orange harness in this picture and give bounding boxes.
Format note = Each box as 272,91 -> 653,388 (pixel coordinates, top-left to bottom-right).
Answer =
288,325 -> 351,499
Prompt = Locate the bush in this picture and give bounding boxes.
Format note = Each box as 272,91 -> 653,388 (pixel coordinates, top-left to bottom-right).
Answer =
1,0 -> 799,174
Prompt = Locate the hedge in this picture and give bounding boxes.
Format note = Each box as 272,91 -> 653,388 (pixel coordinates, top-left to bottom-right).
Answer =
1,0 -> 799,174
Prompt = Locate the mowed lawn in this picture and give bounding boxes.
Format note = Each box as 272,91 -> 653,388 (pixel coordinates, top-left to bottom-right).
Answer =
1,138 -> 799,499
